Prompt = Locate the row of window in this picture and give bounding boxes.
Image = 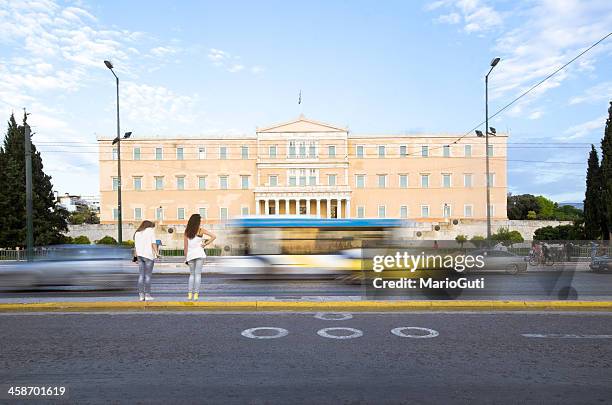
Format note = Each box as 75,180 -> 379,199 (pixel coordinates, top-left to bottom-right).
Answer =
112,173 -> 497,191
112,204 -> 495,221
112,143 -> 496,161
113,207 -> 235,221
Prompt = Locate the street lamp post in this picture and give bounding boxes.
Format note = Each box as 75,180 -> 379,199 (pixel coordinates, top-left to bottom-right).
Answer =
485,57 -> 500,241
104,60 -> 124,244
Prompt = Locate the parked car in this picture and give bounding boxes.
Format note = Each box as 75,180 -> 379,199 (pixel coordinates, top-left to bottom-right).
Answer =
469,249 -> 528,274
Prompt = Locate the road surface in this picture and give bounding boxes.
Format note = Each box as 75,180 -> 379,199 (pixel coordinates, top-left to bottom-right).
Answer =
1,271 -> 611,302
1,311 -> 611,404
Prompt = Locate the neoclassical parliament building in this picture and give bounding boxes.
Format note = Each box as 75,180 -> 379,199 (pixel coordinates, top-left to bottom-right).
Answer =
98,115 -> 507,224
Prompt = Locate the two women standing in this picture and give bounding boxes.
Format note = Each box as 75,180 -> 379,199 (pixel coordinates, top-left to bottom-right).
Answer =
133,215 -> 216,302
184,214 -> 216,301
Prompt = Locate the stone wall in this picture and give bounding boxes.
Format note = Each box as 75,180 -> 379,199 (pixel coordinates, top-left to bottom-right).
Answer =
67,219 -> 572,249
67,223 -> 232,248
398,219 -> 573,241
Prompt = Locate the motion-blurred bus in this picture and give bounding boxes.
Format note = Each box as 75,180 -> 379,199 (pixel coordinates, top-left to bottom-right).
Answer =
220,216 -> 407,276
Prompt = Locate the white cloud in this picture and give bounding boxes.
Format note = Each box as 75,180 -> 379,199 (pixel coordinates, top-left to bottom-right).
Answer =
427,0 -> 503,32
121,82 -> 201,132
435,12 -> 461,24
490,0 -> 612,117
150,46 -> 179,58
562,115 -> 607,140
528,111 -> 543,120
0,0 -> 198,195
568,81 -> 612,105
207,47 -> 263,74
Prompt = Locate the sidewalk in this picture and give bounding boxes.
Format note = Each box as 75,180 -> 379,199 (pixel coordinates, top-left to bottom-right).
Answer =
1,299 -> 611,312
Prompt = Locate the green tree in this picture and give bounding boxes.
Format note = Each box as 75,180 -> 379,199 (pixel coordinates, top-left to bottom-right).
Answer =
584,145 -> 604,239
535,196 -> 555,220
527,210 -> 537,220
534,222 -> 585,241
455,234 -> 467,248
601,101 -> 612,240
554,204 -> 583,221
491,227 -> 524,246
507,193 -> 539,219
68,205 -> 100,225
0,114 -> 68,248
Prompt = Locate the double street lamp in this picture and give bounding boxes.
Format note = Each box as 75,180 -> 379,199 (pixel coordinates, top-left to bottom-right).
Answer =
104,60 -> 131,244
475,57 -> 501,241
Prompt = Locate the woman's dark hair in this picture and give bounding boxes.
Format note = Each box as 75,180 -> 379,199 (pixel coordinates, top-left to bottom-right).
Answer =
185,214 -> 201,239
134,220 -> 155,236
136,219 -> 155,232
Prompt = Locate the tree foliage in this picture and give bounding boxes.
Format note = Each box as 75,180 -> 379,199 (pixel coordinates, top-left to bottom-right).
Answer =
491,227 -> 524,246
455,234 -> 467,247
68,205 -> 100,225
533,221 -> 585,241
601,101 -> 612,240
0,114 -> 68,248
584,145 -> 604,239
96,236 -> 118,245
470,235 -> 486,248
71,235 -> 91,244
507,193 -> 582,221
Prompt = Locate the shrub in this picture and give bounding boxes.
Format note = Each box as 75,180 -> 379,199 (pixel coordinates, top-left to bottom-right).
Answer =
455,234 -> 468,247
491,227 -> 524,247
121,240 -> 135,248
96,236 -> 118,245
470,235 -> 486,248
72,235 -> 91,244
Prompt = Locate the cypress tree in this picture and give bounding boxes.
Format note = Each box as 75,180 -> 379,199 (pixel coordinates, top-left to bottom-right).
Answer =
601,101 -> 612,240
0,113 -> 68,248
583,145 -> 603,239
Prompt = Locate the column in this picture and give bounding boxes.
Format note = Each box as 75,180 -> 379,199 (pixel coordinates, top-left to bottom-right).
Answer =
285,199 -> 289,215
274,199 -> 279,215
264,199 -> 269,216
255,199 -> 261,215
306,198 -> 311,216
326,198 -> 331,218
346,199 -> 351,219
316,199 -> 321,218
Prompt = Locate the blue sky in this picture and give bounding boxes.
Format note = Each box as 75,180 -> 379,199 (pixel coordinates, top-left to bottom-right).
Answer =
1,0 -> 611,202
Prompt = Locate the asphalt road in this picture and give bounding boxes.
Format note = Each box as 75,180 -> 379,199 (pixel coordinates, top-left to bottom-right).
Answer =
1,271 -> 612,302
1,312 -> 611,404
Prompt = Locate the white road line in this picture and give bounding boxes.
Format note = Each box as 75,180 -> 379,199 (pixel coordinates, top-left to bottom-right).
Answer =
522,333 -> 612,339
314,312 -> 353,321
241,327 -> 289,339
317,327 -> 363,339
391,327 -> 439,338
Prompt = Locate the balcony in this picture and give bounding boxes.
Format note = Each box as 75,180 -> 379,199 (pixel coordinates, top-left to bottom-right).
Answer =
254,185 -> 351,194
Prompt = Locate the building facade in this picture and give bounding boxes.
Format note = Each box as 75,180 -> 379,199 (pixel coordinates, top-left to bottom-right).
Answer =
98,116 -> 507,224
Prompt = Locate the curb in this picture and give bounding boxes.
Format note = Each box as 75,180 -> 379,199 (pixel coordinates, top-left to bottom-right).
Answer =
1,301 -> 612,312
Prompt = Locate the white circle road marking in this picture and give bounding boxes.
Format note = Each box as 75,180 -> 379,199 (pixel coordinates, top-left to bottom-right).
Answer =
317,327 -> 363,339
314,312 -> 353,321
241,327 -> 289,339
391,327 -> 439,339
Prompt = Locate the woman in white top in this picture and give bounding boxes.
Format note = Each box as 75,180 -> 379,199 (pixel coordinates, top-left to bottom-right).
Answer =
184,214 -> 216,301
134,220 -> 159,301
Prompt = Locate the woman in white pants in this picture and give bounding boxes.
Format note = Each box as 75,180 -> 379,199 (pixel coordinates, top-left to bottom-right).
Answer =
134,220 -> 159,301
184,214 -> 216,301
